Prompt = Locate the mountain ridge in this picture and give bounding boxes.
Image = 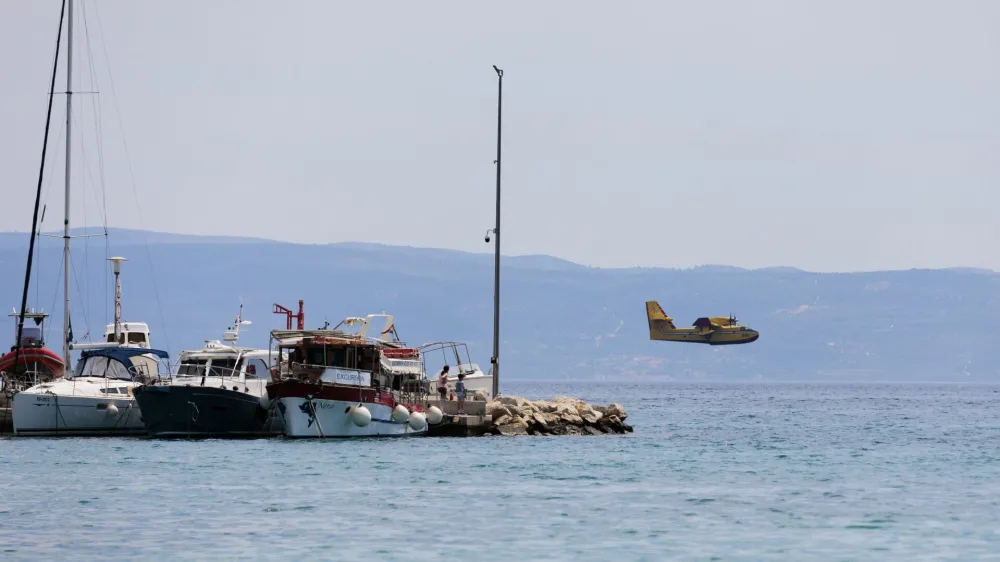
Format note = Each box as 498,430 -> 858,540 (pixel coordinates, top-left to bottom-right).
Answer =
2,227 -> 991,275
0,229 -> 996,383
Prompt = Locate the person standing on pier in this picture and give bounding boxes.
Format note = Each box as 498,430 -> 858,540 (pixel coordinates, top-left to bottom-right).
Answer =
455,373 -> 467,415
437,366 -> 450,402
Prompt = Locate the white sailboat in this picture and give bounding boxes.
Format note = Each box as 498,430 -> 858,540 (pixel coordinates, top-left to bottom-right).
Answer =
11,0 -> 169,436
12,257 -> 170,436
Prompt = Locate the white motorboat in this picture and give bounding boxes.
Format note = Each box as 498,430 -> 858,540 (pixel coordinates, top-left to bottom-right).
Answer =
133,307 -> 285,438
419,340 -> 494,399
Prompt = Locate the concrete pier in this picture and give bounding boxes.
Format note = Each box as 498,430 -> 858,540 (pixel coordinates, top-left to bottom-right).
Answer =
423,397 -> 493,437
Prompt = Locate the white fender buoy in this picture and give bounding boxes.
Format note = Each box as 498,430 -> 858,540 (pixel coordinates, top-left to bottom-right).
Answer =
106,403 -> 119,416
259,395 -> 270,410
349,404 -> 371,427
425,405 -> 443,425
407,411 -> 427,431
391,404 -> 410,424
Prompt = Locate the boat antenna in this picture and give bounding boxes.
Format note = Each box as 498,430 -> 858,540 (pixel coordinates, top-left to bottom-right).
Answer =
225,302 -> 251,347
11,0 -> 69,383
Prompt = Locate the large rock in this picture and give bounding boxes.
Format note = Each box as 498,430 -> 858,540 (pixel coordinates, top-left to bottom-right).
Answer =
497,396 -> 530,409
596,403 -> 628,421
579,407 -> 603,425
486,401 -> 511,419
560,412 -> 583,425
485,395 -> 631,437
495,420 -> 529,436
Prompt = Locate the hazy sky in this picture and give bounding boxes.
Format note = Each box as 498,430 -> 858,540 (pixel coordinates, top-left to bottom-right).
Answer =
1,0 -> 997,272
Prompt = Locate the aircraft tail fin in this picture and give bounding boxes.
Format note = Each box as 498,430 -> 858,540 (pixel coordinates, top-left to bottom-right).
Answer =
645,300 -> 676,336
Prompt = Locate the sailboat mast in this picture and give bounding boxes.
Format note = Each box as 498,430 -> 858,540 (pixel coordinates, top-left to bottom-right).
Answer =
62,0 -> 73,370
10,0 -> 68,383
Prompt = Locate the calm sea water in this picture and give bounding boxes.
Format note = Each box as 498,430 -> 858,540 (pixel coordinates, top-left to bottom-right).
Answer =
2,382 -> 1000,560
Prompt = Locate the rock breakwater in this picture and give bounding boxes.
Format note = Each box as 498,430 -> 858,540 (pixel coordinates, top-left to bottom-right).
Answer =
485,395 -> 632,436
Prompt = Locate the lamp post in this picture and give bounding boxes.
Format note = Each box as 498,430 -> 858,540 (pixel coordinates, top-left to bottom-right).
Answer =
489,64 -> 503,398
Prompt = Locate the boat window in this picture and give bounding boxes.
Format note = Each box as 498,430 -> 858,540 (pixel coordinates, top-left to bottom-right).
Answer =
244,358 -> 267,379
177,359 -> 208,377
75,357 -> 134,380
357,347 -> 377,372
127,332 -> 147,345
306,347 -> 325,366
328,347 -> 347,368
208,358 -> 238,377
305,346 -> 348,368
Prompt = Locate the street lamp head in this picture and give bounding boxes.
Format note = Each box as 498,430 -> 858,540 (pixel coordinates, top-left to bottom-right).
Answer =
493,65 -> 503,77
108,256 -> 127,275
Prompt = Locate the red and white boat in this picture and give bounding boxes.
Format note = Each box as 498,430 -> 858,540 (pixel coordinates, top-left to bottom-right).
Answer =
0,310 -> 65,396
266,303 -> 440,438
1,310 -> 65,432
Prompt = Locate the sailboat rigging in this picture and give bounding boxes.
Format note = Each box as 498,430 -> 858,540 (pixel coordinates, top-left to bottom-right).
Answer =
9,0 -> 171,437
0,0 -> 68,407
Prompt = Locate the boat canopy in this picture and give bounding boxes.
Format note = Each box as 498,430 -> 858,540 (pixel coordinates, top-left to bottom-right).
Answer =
82,347 -> 169,362
72,347 -> 169,381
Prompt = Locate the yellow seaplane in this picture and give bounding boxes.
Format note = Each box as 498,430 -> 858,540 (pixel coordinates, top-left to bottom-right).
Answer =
645,300 -> 759,345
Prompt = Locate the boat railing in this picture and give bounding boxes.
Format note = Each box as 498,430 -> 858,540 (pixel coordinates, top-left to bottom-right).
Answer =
1,369 -> 53,394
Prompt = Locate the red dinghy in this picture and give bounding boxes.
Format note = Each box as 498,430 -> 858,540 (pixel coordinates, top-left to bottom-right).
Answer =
0,310 -> 64,381
0,346 -> 64,377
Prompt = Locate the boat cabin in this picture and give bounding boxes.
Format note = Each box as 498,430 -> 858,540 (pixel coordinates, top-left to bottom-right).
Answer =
271,329 -> 426,394
103,322 -> 152,348
173,340 -> 272,386
8,309 -> 51,350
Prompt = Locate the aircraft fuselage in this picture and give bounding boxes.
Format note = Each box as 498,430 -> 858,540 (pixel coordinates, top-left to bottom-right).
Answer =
650,325 -> 759,345
645,300 -> 759,345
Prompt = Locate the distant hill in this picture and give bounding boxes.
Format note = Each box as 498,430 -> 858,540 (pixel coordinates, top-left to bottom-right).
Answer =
1,228 -> 997,382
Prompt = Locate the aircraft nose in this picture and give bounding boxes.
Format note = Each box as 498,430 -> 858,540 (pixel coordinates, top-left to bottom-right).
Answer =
746,330 -> 759,342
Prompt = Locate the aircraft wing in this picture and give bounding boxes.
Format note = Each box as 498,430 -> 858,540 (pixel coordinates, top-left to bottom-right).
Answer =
692,317 -> 716,329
